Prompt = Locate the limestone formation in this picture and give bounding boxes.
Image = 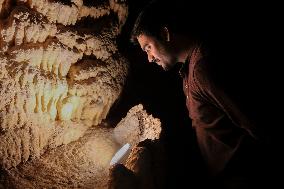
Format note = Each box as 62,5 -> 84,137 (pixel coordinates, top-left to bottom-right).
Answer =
0,105 -> 162,188
0,1 -> 164,188
0,0 -> 128,170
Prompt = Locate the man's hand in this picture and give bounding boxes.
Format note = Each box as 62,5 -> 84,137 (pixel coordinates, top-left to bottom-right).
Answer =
108,139 -> 165,189
108,164 -> 138,189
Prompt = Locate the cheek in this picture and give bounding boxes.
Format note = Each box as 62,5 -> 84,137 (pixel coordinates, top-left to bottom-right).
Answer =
151,45 -> 165,59
151,49 -> 159,58
157,48 -> 171,60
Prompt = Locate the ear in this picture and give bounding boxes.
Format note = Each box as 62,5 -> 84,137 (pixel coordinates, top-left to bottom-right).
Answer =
161,26 -> 170,42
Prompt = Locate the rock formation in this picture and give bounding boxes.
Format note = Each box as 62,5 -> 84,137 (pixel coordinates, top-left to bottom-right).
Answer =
0,104 -> 162,188
0,0 -> 128,170
0,1 -> 164,188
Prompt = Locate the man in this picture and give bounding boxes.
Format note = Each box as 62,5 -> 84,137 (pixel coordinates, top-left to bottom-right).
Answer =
128,0 -> 275,188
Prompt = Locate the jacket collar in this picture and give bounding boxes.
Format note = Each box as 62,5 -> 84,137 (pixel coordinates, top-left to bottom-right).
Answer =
179,46 -> 202,78
179,56 -> 190,78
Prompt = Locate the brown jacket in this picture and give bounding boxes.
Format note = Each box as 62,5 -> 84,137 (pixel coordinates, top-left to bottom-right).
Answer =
180,46 -> 263,176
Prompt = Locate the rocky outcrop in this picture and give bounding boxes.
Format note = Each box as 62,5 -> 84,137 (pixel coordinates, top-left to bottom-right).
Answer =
0,105 -> 162,189
0,0 -> 128,169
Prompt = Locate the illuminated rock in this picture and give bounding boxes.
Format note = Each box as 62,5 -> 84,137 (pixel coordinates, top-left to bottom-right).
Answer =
0,0 -> 129,170
0,105 -> 162,188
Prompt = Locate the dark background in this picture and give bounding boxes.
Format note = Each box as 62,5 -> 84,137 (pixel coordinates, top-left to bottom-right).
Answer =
107,0 -> 282,188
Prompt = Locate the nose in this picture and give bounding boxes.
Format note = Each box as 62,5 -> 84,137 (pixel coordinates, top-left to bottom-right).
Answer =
147,53 -> 155,63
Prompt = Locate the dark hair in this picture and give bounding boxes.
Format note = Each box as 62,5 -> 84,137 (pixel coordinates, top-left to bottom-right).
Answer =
130,0 -> 190,44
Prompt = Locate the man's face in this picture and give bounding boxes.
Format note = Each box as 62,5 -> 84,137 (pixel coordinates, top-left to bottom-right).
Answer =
137,34 -> 177,71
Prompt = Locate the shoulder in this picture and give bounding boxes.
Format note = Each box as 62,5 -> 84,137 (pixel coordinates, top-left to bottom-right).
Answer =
191,44 -> 238,93
190,48 -> 216,92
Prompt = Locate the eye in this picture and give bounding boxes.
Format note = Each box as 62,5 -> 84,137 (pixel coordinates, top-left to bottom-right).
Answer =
145,45 -> 151,53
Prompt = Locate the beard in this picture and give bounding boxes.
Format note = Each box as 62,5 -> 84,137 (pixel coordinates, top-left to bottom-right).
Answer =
158,46 -> 178,71
162,63 -> 173,71
160,57 -> 178,71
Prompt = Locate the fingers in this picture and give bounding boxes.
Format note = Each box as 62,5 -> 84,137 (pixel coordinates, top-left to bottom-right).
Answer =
108,139 -> 165,189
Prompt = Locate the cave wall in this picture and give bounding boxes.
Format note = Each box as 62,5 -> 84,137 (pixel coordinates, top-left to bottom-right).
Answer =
0,0 -> 129,169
